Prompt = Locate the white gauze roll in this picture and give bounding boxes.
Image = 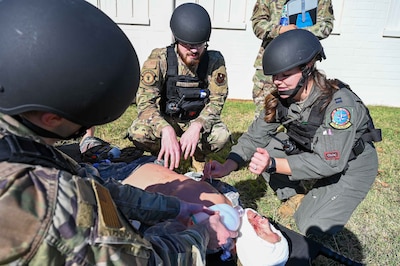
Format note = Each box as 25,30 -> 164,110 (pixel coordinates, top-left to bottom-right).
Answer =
236,208 -> 289,266
209,204 -> 241,231
191,203 -> 241,231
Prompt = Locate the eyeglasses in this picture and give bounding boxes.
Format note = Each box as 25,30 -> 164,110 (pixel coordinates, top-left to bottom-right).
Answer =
178,42 -> 207,50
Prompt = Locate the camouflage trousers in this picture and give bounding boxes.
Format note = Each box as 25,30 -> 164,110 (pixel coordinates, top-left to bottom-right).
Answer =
252,68 -> 276,118
127,116 -> 231,162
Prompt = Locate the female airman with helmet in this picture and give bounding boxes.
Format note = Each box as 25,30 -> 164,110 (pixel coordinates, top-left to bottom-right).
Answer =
206,29 -> 381,237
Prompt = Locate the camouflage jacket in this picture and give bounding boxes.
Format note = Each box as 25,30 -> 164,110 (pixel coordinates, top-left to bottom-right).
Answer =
0,114 -> 210,265
136,46 -> 228,137
251,0 -> 334,69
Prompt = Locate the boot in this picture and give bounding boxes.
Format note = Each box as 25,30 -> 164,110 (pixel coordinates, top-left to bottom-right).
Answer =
278,194 -> 305,219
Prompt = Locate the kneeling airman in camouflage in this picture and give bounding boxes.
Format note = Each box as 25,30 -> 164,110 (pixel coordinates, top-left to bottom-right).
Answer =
127,3 -> 231,172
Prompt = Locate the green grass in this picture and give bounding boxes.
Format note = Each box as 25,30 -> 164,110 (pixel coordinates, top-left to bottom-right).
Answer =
96,100 -> 400,266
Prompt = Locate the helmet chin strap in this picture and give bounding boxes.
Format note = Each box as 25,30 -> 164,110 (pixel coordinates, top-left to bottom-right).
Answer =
278,66 -> 313,99
14,115 -> 88,140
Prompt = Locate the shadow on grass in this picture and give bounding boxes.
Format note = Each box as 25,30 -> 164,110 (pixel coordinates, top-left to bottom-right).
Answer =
207,131 -> 244,162
310,228 -> 364,265
233,175 -> 269,210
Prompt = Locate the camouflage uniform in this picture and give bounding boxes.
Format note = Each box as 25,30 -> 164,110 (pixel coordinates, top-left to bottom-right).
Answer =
0,113 -> 212,265
251,0 -> 334,117
127,46 -> 230,161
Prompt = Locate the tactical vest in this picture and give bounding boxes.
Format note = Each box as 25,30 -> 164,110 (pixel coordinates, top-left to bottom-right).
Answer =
161,45 -> 210,121
286,0 -> 318,28
0,134 -> 79,174
276,80 -> 382,160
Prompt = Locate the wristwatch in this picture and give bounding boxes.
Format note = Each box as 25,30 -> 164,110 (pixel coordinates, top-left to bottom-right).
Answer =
266,157 -> 276,174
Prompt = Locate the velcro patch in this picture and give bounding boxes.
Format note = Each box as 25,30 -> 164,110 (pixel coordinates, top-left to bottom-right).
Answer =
334,97 -> 343,104
329,107 -> 352,129
75,178 -> 95,227
324,151 -> 340,160
142,59 -> 157,69
215,73 -> 226,86
141,70 -> 156,86
92,180 -> 122,229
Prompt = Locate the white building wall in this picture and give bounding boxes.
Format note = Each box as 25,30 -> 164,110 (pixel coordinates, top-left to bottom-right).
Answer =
319,0 -> 400,107
88,0 -> 400,107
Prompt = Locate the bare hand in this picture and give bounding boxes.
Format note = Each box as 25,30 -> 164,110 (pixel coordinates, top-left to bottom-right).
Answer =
159,126 -> 181,170
202,160 -> 229,181
202,212 -> 238,250
249,147 -> 271,175
177,200 -> 215,225
279,24 -> 297,34
180,122 -> 202,160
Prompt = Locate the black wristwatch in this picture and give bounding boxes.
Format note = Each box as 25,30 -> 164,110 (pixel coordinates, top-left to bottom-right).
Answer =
266,157 -> 276,174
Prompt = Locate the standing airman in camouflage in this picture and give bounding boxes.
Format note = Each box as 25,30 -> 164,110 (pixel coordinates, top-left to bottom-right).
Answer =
127,3 -> 230,171
251,0 -> 334,117
0,0 -> 236,265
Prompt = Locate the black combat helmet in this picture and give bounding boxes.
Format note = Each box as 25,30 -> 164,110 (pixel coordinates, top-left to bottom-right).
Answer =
0,0 -> 140,128
263,29 -> 326,75
170,3 -> 212,44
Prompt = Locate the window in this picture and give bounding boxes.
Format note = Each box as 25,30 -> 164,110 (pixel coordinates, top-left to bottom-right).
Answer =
384,0 -> 400,37
176,0 -> 248,30
86,0 -> 150,25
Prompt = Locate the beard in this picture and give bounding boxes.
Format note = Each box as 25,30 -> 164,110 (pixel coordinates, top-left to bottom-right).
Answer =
178,49 -> 203,68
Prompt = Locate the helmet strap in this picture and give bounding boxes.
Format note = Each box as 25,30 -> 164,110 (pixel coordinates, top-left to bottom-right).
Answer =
278,66 -> 313,99
14,115 -> 87,140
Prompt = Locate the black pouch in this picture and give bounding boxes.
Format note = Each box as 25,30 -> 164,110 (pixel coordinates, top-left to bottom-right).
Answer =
81,137 -> 143,163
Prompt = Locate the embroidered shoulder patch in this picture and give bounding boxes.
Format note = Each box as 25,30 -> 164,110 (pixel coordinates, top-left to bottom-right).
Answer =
215,73 -> 226,86
141,69 -> 156,86
329,107 -> 352,129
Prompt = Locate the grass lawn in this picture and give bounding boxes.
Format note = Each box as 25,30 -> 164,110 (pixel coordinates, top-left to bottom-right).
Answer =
96,100 -> 400,266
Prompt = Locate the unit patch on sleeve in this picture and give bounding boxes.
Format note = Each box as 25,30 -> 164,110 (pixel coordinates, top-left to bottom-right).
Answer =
141,70 -> 156,86
215,73 -> 226,86
329,107 -> 352,129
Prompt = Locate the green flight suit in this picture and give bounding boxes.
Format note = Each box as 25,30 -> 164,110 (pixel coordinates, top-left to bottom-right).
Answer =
227,84 -> 379,236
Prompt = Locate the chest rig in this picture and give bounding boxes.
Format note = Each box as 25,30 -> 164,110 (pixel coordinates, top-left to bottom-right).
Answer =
161,45 -> 210,121
0,134 -> 78,174
276,81 -> 382,160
